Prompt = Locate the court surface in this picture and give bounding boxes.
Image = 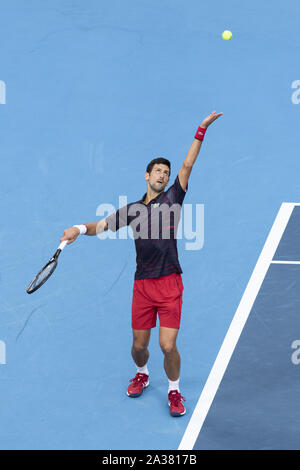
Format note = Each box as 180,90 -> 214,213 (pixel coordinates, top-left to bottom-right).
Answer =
0,0 -> 300,450
180,204 -> 300,450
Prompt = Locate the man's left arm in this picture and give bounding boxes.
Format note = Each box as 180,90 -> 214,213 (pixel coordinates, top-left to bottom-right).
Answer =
178,111 -> 223,191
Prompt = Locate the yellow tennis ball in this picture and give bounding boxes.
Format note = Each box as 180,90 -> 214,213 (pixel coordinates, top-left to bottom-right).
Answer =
222,30 -> 232,40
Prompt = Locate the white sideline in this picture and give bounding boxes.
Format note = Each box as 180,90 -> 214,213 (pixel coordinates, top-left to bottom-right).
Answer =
271,260 -> 300,264
178,203 -> 295,450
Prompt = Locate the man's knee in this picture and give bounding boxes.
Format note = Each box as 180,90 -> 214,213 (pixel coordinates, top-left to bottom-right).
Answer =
159,341 -> 177,355
132,342 -> 148,354
132,330 -> 151,352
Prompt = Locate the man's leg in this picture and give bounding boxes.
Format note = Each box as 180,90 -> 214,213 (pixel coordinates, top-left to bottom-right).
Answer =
131,328 -> 151,367
159,327 -> 180,381
127,329 -> 152,398
159,326 -> 186,416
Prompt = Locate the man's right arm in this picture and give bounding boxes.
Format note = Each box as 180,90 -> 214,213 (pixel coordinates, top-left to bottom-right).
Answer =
60,219 -> 108,244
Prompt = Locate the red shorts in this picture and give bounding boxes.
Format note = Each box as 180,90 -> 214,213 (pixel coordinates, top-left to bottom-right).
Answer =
131,272 -> 184,330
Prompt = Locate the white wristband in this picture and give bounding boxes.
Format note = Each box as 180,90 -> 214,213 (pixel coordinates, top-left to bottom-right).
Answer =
73,224 -> 87,235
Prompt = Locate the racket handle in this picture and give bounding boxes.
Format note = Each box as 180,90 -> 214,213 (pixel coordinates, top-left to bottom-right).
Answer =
58,240 -> 68,251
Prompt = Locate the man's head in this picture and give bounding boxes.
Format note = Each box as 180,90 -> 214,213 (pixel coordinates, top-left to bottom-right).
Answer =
145,157 -> 171,193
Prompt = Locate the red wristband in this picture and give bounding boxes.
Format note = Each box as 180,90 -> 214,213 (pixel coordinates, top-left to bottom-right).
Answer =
194,126 -> 207,141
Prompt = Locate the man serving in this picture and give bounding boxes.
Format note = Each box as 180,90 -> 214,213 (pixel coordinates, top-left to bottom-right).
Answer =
61,111 -> 223,417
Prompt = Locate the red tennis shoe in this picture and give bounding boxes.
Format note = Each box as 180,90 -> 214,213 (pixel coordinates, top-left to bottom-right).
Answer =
127,373 -> 149,397
168,390 -> 186,417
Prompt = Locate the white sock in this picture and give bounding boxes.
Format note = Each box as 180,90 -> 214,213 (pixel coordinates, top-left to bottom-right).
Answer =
136,363 -> 149,375
168,378 -> 180,393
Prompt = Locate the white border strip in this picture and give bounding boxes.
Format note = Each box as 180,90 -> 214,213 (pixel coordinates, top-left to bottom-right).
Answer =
178,202 -> 295,450
271,261 -> 300,264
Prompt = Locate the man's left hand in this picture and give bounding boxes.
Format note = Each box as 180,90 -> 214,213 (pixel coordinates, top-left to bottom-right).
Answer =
201,110 -> 223,129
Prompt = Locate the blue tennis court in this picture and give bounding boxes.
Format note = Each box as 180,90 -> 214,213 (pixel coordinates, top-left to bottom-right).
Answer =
180,204 -> 300,450
0,0 -> 300,450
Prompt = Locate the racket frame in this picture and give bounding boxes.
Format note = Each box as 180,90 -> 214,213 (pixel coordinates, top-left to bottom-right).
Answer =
26,241 -> 67,294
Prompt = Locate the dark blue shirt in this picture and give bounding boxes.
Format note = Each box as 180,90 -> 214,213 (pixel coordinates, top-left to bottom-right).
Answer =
106,175 -> 188,280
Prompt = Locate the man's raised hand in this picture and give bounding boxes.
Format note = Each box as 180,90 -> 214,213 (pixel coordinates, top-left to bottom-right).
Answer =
201,110 -> 223,129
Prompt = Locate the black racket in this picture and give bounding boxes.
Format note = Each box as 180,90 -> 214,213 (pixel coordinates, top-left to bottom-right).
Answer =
26,240 -> 68,294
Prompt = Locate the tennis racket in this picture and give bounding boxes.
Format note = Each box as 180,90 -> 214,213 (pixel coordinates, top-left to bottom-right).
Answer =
26,240 -> 68,294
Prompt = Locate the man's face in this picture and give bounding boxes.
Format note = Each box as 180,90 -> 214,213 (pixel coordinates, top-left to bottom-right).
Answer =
145,164 -> 170,193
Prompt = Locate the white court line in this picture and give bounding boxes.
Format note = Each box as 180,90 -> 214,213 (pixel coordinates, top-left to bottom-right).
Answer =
178,202 -> 296,450
271,261 -> 300,264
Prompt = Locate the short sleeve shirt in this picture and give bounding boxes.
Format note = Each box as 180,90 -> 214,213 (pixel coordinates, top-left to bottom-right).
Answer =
106,175 -> 188,280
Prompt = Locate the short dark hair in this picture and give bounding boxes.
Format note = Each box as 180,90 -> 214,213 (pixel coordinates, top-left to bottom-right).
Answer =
146,157 -> 171,176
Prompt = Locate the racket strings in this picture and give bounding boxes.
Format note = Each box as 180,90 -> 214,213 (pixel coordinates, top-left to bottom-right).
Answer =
27,260 -> 57,293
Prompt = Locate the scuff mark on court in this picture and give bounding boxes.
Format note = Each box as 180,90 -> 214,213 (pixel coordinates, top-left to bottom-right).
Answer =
16,304 -> 45,342
102,261 -> 128,297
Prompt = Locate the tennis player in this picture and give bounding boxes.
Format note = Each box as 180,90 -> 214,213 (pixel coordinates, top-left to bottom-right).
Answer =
61,111 -> 222,417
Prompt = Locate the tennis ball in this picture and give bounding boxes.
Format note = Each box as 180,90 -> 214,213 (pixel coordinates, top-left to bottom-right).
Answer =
222,30 -> 232,40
